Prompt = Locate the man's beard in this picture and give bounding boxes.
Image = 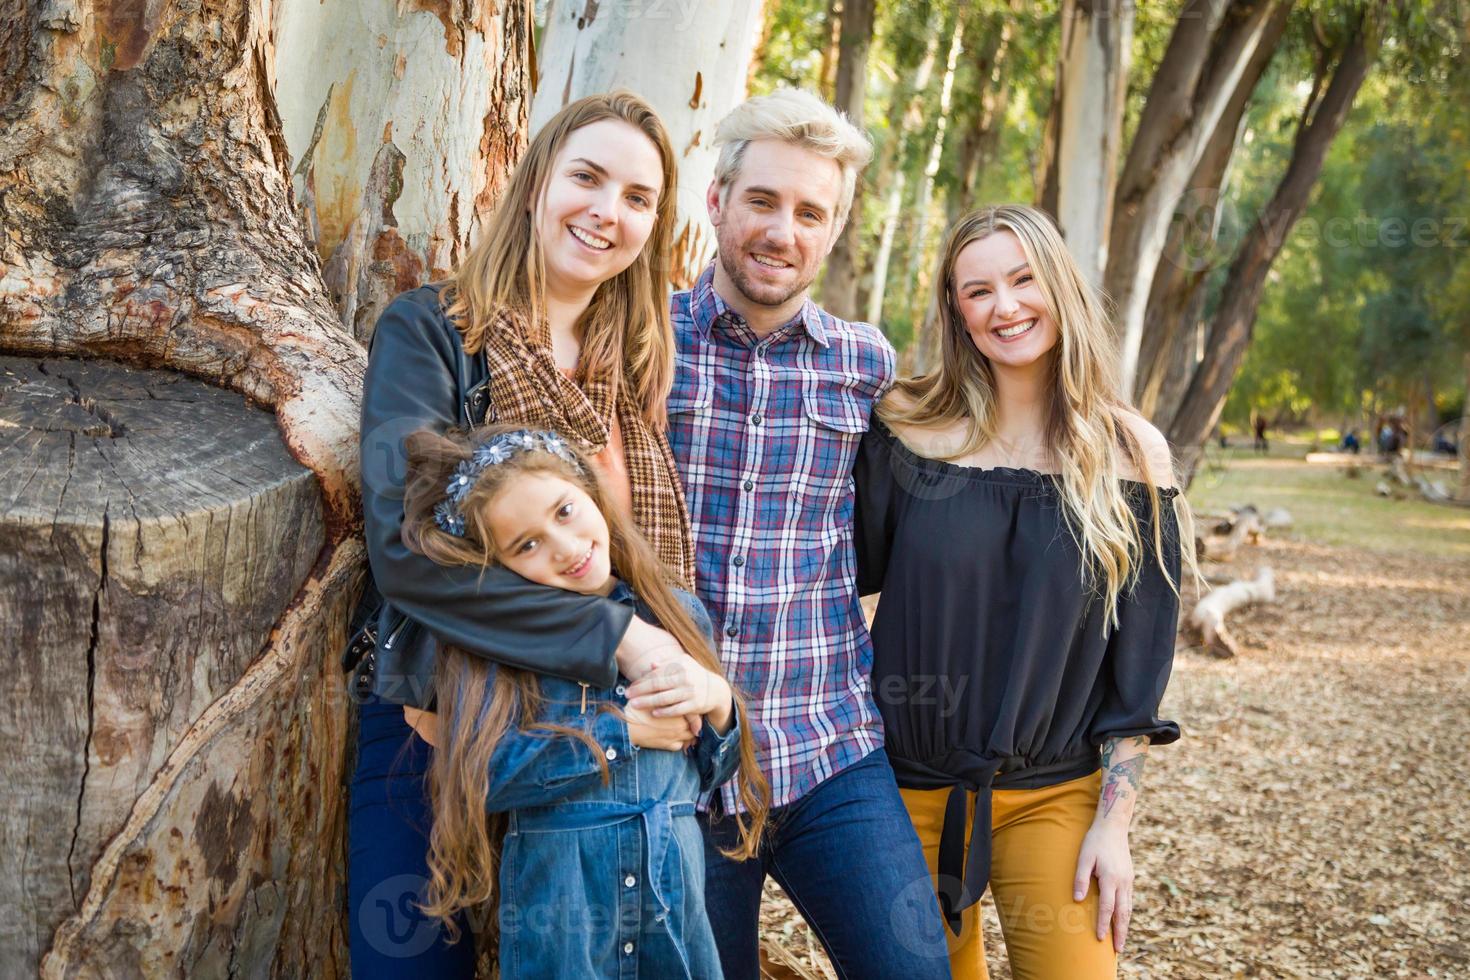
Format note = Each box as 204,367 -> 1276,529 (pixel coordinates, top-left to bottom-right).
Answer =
717,233 -> 816,310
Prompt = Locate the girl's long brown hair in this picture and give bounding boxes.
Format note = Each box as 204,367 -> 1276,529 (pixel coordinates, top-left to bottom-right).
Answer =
401,424 -> 769,939
440,91 -> 679,428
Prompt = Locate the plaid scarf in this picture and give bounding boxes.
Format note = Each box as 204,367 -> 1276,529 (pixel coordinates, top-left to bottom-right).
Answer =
477,311 -> 695,588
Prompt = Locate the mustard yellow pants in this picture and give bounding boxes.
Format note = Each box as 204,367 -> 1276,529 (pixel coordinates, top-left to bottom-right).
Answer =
899,771 -> 1116,980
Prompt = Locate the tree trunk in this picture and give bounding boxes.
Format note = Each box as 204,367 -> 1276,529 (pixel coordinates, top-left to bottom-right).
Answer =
0,0 -> 528,973
1168,19 -> 1375,475
272,0 -> 531,342
1037,0 -> 1134,289
1135,0 -> 1292,414
819,0 -> 876,322
819,0 -> 843,100
952,10 -> 1016,221
1105,0 -> 1288,394
865,27 -> 942,327
1458,352 -> 1470,502
908,12 -> 967,374
533,0 -> 764,286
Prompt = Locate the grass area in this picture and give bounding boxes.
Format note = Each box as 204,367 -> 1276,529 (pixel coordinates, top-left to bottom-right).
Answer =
1186,438 -> 1470,560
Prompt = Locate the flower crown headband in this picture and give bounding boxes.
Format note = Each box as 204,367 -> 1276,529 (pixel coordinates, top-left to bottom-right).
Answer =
432,429 -> 586,538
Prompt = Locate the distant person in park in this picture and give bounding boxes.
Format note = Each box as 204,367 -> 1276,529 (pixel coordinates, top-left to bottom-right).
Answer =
350,92 -> 719,977
854,204 -> 1190,979
1341,428 -> 1361,453
394,424 -> 767,978
662,90 -> 953,978
1253,412 -> 1269,454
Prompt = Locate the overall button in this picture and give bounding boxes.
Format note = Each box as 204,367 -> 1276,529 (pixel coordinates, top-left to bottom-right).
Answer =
615,684 -> 626,697
623,942 -> 635,955
624,874 -> 636,888
605,747 -> 618,761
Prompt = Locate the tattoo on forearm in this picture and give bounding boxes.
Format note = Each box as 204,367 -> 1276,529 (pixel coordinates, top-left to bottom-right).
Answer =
1098,736 -> 1150,820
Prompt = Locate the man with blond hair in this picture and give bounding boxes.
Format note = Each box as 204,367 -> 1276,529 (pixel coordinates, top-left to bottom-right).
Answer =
642,89 -> 952,978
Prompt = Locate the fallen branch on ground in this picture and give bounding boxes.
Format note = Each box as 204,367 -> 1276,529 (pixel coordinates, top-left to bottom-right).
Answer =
1189,567 -> 1275,659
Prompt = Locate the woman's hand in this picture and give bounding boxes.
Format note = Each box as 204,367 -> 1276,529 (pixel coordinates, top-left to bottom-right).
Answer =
1073,819 -> 1134,952
624,702 -> 698,751
615,617 -> 690,680
625,659 -> 734,733
1077,734 -> 1151,952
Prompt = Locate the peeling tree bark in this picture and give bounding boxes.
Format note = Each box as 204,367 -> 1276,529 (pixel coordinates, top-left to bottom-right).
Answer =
1168,18 -> 1375,477
1037,0 -> 1134,290
272,0 -> 531,343
0,0 -> 527,973
532,0 -> 765,286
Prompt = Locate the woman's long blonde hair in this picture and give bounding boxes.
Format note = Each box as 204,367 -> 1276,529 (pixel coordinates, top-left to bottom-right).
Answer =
880,204 -> 1193,623
441,91 -> 679,427
400,424 -> 770,941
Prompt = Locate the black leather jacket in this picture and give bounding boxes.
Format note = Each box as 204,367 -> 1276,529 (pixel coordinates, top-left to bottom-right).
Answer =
355,285 -> 631,706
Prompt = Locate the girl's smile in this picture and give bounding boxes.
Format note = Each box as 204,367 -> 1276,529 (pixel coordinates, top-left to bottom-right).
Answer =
483,471 -> 614,595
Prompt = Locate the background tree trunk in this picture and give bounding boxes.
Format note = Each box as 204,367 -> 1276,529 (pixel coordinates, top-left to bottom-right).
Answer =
1168,17 -> 1375,477
0,0 -> 529,973
272,0 -> 531,342
907,10 -> 966,373
1104,0 -> 1287,393
1134,0 -> 1292,415
819,0 -> 875,322
865,27 -> 941,327
1459,351 -> 1470,502
1037,0 -> 1133,289
532,0 -> 766,286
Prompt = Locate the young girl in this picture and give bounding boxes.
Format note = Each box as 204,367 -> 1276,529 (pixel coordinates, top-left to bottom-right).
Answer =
399,423 -> 769,979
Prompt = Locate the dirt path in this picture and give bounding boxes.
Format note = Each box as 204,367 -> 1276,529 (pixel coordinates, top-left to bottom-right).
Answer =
759,493 -> 1470,978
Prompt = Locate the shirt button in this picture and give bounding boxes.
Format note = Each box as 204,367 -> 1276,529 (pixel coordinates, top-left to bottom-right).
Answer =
743,479 -> 754,491
725,625 -> 738,638
623,942 -> 635,955
732,556 -> 745,567
615,684 -> 626,697
751,412 -> 763,425
624,874 -> 636,888
605,747 -> 618,761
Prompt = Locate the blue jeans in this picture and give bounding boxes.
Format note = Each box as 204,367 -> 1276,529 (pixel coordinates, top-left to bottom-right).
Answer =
699,749 -> 952,979
347,699 -> 476,978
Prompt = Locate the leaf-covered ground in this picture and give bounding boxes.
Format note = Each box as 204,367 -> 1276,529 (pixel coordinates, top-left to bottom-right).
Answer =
759,455 -> 1470,978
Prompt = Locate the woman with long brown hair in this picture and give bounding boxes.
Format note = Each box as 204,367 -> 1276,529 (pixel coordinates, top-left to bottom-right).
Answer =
854,204 -> 1195,978
397,423 -> 766,977
349,92 -> 715,976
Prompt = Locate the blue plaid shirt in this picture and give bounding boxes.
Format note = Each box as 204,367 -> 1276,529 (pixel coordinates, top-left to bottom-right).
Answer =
668,263 -> 896,811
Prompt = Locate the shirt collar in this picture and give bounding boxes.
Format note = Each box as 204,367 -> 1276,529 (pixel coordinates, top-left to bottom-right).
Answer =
691,260 -> 830,348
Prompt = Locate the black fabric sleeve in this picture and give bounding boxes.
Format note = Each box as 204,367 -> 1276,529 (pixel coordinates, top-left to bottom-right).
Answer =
1091,491 -> 1185,746
852,426 -> 899,597
360,291 -> 629,688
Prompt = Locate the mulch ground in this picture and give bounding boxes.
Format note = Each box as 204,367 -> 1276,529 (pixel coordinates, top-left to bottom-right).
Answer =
758,530 -> 1470,978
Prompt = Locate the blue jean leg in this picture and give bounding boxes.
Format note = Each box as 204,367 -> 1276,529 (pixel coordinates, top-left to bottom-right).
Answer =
347,699 -> 476,979
701,749 -> 952,980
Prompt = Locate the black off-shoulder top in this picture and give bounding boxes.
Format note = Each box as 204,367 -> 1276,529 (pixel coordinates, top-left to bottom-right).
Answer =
853,418 -> 1182,932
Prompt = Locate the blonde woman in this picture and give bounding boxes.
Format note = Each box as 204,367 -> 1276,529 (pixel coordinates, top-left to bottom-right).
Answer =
853,204 -> 1189,979
351,92 -> 705,977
